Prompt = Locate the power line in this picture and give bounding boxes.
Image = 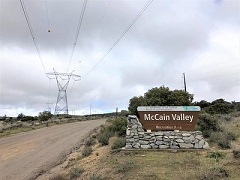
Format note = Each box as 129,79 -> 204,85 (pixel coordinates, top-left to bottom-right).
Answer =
67,0 -> 88,72
19,0 -> 46,72
45,0 -> 52,50
82,0 -> 154,78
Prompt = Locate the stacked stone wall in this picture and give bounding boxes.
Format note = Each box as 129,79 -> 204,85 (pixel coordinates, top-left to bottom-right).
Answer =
126,115 -> 209,149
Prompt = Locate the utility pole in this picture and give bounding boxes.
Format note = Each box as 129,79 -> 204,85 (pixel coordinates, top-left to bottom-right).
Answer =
183,73 -> 187,92
90,103 -> 92,116
46,69 -> 81,115
116,107 -> 118,119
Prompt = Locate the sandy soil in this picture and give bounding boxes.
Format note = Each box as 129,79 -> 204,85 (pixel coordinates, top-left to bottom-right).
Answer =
0,119 -> 106,180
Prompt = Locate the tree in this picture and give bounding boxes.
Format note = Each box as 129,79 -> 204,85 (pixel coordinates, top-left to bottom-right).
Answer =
128,86 -> 193,115
128,96 -> 146,115
204,99 -> 235,114
38,111 -> 52,121
17,113 -> 25,120
194,100 -> 211,109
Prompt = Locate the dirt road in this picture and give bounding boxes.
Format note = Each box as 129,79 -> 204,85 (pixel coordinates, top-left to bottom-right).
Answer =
0,119 -> 106,180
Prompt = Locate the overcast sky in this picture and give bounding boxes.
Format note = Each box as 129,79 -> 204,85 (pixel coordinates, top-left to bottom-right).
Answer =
0,0 -> 239,117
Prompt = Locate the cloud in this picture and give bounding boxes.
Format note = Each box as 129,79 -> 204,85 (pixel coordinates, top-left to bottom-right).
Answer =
0,0 -> 239,116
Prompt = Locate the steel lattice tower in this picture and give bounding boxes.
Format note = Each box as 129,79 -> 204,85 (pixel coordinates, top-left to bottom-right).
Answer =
46,69 -> 81,115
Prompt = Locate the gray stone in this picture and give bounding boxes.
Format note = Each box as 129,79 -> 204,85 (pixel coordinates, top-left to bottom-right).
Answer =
175,136 -> 182,139
182,133 -> 191,137
155,132 -> 164,136
203,142 -> 210,149
194,142 -> 203,149
156,136 -> 163,141
169,136 -> 175,139
133,136 -> 139,139
176,139 -> 184,143
138,132 -> 144,135
163,138 -> 171,142
155,141 -> 163,145
199,139 -> 205,146
141,145 -> 151,149
179,143 -> 194,148
139,140 -> 149,145
139,134 -> 144,138
184,139 -> 192,144
125,145 -> 132,149
195,135 -> 203,140
126,129 -> 131,136
151,137 -> 156,141
132,124 -> 138,129
195,131 -> 202,135
159,145 -> 169,149
189,135 -> 195,141
126,138 -> 134,143
144,135 -> 151,139
172,142 -> 178,146
133,143 -> 140,148
163,132 -> 171,136
151,145 -> 159,149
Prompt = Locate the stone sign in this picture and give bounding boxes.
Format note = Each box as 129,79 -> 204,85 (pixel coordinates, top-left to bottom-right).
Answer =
137,106 -> 201,131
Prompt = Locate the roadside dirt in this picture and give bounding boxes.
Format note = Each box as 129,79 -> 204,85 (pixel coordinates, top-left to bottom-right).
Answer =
0,119 -> 106,180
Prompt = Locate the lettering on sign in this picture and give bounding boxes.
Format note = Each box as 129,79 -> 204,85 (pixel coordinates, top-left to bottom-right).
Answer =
137,106 -> 201,131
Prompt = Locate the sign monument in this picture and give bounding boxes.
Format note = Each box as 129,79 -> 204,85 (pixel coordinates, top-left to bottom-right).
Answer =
137,106 -> 201,131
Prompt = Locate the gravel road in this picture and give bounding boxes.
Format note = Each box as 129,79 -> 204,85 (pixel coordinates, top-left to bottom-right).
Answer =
0,119 -> 106,180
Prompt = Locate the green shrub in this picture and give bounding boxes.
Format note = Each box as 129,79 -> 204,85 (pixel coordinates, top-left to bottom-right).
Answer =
226,131 -> 237,141
92,135 -> 97,139
111,137 -> 126,150
97,131 -> 114,145
86,136 -> 96,146
233,146 -> 240,159
197,113 -> 221,137
108,118 -> 127,136
82,146 -> 93,156
218,138 -> 231,149
69,167 -> 84,179
207,151 -> 226,162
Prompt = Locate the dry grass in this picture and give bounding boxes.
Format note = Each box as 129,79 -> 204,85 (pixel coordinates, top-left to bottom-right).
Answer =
49,116 -> 240,180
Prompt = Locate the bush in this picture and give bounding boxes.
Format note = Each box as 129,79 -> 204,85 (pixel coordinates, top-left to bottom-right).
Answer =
233,146 -> 240,159
226,131 -> 237,141
108,118 -> 127,137
38,111 -> 52,121
218,138 -> 231,149
111,137 -> 126,150
86,137 -> 96,146
128,86 -> 193,115
97,131 -> 114,145
197,113 -> 221,137
69,167 -> 84,179
82,146 -> 93,156
204,99 -> 235,114
207,151 -> 226,162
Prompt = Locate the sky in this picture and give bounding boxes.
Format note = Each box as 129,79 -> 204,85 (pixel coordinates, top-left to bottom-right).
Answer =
0,0 -> 239,117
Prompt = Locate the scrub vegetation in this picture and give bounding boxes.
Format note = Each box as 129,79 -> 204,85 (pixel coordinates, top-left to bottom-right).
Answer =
52,114 -> 240,180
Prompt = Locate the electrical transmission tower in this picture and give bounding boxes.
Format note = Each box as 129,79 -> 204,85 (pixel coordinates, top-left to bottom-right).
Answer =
46,69 -> 81,115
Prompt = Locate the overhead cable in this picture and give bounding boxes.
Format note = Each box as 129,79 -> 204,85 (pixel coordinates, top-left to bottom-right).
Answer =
67,0 -> 88,72
20,0 -> 46,72
45,0 -> 52,49
82,0 -> 154,78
